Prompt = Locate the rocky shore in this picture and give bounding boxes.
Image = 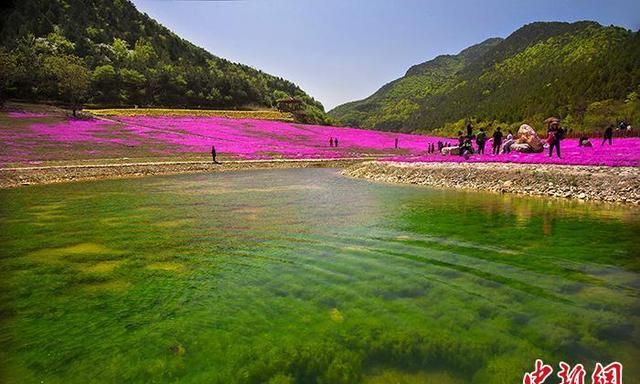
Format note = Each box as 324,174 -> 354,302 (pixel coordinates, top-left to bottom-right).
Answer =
0,158 -> 367,189
344,161 -> 640,204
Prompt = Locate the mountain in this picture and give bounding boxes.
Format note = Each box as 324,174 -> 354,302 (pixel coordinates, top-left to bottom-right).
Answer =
0,0 -> 329,123
329,37 -> 503,131
330,21 -> 640,133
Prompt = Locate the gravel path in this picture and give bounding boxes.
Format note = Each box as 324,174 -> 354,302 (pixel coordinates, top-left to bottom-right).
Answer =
0,158 -> 372,189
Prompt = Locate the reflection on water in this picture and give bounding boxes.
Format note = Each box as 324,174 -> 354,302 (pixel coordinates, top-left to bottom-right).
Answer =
0,168 -> 638,383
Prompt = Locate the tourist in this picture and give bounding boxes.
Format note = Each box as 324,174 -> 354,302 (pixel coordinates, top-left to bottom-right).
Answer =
502,130 -> 515,153
602,125 -> 613,146
334,137 -> 339,147
476,128 -> 486,154
548,123 -> 563,158
492,127 -> 503,155
329,137 -> 334,147
395,138 -> 398,149
578,136 -> 592,147
211,145 -> 220,164
619,121 -> 627,136
466,123 -> 473,138
461,137 -> 473,156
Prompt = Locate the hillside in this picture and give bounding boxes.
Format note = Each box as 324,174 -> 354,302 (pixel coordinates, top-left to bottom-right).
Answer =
329,38 -> 502,130
330,21 -> 640,133
0,0 -> 330,123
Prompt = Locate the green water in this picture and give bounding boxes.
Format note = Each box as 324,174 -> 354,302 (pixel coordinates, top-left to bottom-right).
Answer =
0,168 -> 638,383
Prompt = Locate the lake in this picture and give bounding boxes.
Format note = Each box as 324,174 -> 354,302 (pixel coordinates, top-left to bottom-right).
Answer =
0,168 -> 638,383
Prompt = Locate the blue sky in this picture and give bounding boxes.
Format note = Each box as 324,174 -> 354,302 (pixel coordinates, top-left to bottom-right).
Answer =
132,0 -> 640,110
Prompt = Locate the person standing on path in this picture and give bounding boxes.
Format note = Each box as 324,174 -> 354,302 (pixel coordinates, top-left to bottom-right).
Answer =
548,124 -> 564,158
492,127 -> 503,155
602,125 -> 613,146
211,145 -> 220,164
334,137 -> 339,147
395,138 -> 398,149
329,137 -> 334,147
476,128 -> 486,154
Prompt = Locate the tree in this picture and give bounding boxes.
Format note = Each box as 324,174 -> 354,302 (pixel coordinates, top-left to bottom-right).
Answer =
34,28 -> 75,55
0,48 -> 17,106
119,68 -> 146,105
131,39 -> 157,71
91,64 -> 118,103
44,55 -> 91,116
111,38 -> 131,67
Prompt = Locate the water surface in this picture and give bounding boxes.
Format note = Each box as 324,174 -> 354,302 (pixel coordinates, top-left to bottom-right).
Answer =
1,169 -> 638,383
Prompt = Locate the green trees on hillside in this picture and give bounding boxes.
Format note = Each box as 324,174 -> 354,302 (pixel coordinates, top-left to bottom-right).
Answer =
0,0 -> 331,124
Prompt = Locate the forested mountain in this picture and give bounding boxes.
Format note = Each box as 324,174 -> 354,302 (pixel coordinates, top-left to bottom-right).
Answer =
330,21 -> 640,133
0,0 -> 329,123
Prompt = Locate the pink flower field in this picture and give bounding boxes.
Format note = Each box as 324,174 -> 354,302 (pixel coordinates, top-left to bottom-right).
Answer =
1,113 -> 638,167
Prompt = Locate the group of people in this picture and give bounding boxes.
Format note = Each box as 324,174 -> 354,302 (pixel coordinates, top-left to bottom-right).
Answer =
617,120 -> 633,136
452,124 -> 519,157
446,120 -> 566,158
329,137 -> 339,147
578,123 -> 626,148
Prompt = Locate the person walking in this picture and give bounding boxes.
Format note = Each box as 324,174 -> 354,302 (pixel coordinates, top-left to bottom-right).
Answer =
602,125 -> 613,146
548,124 -> 564,158
395,138 -> 399,149
211,145 -> 220,164
476,128 -> 486,154
492,127 -> 503,155
466,123 -> 473,138
329,137 -> 334,147
334,137 -> 339,147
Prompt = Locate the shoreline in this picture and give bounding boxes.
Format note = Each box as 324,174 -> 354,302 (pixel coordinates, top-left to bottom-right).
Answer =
343,161 -> 640,205
2,158 -> 639,205
0,158 -> 370,189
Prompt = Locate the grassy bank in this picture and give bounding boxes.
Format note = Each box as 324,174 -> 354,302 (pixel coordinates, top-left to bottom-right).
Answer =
85,108 -> 295,121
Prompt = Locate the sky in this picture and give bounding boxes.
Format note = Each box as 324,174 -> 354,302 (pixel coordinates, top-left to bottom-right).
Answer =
131,0 -> 640,111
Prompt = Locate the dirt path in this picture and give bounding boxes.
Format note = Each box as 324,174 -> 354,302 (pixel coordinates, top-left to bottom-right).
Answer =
0,156 -> 382,171
0,157 -> 377,189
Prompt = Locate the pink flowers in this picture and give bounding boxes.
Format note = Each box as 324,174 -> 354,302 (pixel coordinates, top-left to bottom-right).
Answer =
388,138 -> 640,167
115,116 -> 432,159
2,113 -> 638,167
